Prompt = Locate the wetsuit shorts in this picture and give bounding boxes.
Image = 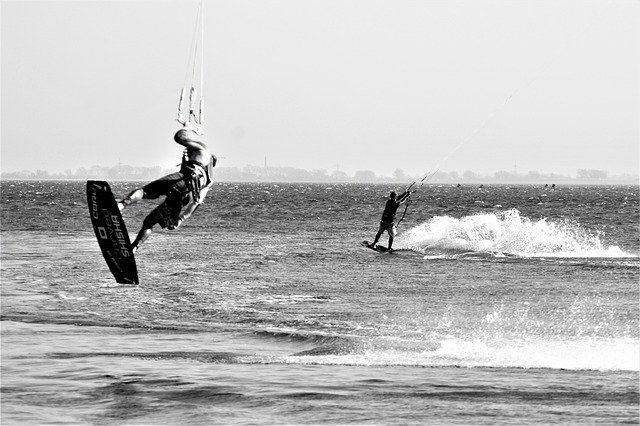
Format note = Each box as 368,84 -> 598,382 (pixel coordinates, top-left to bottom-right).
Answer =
148,191 -> 191,229
141,172 -> 191,229
142,172 -> 189,200
378,221 -> 397,237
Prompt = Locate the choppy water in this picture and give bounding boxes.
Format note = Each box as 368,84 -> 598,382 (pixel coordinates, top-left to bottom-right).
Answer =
1,180 -> 639,424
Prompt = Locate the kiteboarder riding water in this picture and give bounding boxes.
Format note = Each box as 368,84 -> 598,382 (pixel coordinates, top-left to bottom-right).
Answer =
369,190 -> 412,251
117,124 -> 216,253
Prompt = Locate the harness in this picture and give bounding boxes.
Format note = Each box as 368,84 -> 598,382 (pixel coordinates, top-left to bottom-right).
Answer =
180,152 -> 215,203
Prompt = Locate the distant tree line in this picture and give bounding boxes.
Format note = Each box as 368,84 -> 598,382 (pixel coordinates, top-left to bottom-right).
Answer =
1,164 -> 637,184
1,164 -> 173,181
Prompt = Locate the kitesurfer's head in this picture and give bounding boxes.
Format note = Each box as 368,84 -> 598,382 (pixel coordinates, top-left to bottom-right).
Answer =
389,191 -> 397,200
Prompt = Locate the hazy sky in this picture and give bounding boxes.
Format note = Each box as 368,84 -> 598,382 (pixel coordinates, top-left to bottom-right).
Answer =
1,0 -> 638,177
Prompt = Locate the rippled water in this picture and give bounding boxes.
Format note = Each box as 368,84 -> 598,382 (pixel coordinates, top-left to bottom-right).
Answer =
1,180 -> 638,424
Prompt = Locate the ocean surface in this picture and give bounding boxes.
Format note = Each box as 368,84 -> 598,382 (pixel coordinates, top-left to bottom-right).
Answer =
1,180 -> 638,424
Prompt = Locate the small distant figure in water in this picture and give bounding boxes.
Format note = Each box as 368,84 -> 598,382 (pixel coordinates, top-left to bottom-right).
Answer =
369,190 -> 411,251
545,184 -> 548,188
457,183 -> 461,188
479,184 -> 484,189
551,184 -> 556,189
117,124 -> 216,252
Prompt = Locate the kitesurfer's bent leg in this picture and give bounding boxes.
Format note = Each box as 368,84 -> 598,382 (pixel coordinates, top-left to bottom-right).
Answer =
118,172 -> 184,212
130,195 -> 184,253
131,215 -> 157,253
118,189 -> 144,211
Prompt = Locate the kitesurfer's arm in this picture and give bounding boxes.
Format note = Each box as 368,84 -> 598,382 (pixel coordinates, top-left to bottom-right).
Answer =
398,190 -> 411,204
174,128 -> 208,151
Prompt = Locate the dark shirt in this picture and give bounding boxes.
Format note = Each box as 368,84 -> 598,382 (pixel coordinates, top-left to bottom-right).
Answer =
381,199 -> 401,224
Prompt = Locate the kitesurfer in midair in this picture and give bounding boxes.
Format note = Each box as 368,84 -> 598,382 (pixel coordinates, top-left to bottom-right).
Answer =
369,190 -> 411,251
117,124 -> 216,252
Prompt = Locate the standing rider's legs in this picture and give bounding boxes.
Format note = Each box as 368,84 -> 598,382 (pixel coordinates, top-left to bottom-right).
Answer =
372,222 -> 396,248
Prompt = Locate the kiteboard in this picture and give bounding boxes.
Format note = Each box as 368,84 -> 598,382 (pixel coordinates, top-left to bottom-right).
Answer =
86,180 -> 139,284
361,240 -> 391,253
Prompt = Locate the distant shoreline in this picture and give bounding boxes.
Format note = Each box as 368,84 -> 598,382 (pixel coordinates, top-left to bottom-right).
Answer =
1,178 -> 637,186
2,163 -> 638,186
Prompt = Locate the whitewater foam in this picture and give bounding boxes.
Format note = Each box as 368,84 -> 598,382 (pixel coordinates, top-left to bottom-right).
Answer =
278,336 -> 639,372
400,209 -> 636,258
